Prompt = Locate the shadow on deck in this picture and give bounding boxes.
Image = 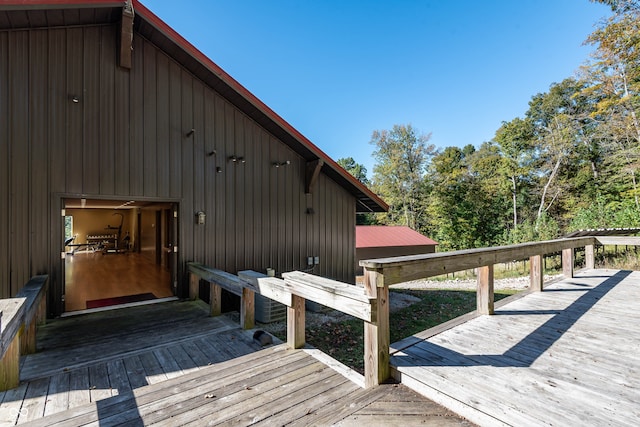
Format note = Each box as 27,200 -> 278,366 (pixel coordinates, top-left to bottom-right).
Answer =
0,300 -> 470,426
391,269 -> 640,426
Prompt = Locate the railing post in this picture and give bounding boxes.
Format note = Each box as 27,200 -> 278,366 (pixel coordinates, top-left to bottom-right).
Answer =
287,294 -> 305,349
240,288 -> 255,329
363,267 -> 389,388
476,265 -> 494,315
209,282 -> 222,316
0,333 -> 20,391
189,273 -> 199,300
562,248 -> 574,278
530,255 -> 544,292
0,300 -> 25,391
585,244 -> 595,270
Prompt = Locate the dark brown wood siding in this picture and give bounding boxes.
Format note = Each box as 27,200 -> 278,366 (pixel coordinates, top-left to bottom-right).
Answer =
0,25 -> 356,314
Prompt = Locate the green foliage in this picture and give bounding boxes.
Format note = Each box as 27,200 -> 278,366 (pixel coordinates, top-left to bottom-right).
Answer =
370,124 -> 436,230
591,0 -> 640,14
503,213 -> 561,244
567,196 -> 640,230
337,157 -> 370,186
363,6 -> 640,249
568,197 -> 613,230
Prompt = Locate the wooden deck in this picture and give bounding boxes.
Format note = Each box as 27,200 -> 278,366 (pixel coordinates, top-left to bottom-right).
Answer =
391,268 -> 640,427
0,300 -> 469,426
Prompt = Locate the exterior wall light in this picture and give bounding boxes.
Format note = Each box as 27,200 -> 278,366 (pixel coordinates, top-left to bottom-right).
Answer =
196,211 -> 206,225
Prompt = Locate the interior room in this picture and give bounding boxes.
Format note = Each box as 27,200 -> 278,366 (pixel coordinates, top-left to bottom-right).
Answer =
63,198 -> 176,313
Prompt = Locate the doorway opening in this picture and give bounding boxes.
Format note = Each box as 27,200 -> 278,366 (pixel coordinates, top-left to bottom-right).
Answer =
62,198 -> 178,314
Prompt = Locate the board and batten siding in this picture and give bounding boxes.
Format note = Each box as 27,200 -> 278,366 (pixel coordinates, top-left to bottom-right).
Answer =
0,24 -> 356,315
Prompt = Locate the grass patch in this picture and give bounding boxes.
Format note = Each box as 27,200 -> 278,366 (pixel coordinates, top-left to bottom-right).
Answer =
303,289 -> 515,374
596,249 -> 640,271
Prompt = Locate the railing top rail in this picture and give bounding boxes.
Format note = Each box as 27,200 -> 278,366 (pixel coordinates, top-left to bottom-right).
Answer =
360,236 -> 595,269
359,236 -> 596,285
1,275 -> 48,358
187,262 -> 258,296
595,236 -> 640,246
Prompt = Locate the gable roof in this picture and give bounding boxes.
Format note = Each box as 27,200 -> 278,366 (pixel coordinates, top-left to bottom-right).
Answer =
0,0 -> 388,213
356,226 -> 438,249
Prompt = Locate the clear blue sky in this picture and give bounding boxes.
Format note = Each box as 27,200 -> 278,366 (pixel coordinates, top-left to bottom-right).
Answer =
144,0 -> 612,177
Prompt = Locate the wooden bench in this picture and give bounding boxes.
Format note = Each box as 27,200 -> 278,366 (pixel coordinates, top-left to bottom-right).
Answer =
0,275 -> 48,391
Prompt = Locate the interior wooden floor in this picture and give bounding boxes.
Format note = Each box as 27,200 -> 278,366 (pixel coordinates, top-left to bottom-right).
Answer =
64,251 -> 173,312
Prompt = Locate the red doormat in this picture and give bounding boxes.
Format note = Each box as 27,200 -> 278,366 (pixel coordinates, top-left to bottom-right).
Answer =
86,293 -> 157,309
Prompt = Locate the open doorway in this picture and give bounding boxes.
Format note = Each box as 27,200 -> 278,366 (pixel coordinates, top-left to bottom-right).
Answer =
62,198 -> 177,313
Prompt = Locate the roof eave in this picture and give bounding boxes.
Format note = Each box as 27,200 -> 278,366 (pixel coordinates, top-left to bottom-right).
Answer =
0,0 -> 389,213
132,1 -> 388,213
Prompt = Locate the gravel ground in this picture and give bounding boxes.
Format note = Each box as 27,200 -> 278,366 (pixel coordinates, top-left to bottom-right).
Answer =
391,274 -> 564,291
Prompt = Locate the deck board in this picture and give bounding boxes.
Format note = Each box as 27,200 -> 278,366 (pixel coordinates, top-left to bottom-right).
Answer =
18,378 -> 48,423
391,269 -> 640,427
18,345 -> 467,427
4,300 -> 467,426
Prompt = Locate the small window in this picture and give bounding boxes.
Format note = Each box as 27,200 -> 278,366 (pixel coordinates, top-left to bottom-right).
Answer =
64,216 -> 73,241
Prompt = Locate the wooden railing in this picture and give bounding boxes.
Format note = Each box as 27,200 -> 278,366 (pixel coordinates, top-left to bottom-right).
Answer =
188,262 -> 259,329
359,235 -> 640,386
187,263 -> 381,387
0,275 -> 48,391
187,235 -> 638,389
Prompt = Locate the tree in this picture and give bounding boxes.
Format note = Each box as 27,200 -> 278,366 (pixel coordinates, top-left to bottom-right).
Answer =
581,3 -> 640,213
493,117 -> 535,228
591,0 -> 640,13
337,157 -> 370,186
370,124 -> 436,230
337,157 -> 377,225
467,142 -> 514,245
426,147 -> 479,250
527,80 -> 577,220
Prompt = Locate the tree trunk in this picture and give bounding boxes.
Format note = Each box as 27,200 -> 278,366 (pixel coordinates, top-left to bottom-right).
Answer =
538,156 -> 562,220
631,170 -> 640,211
590,160 -> 599,180
511,175 -> 517,228
621,68 -> 640,142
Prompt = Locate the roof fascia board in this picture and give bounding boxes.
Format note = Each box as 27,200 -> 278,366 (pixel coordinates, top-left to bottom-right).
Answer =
0,1 -> 123,10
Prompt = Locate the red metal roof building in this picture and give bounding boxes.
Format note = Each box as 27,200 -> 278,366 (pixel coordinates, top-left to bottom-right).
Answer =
355,226 -> 438,276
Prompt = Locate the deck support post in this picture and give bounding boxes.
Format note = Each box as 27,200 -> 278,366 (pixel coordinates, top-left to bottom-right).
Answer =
562,248 -> 574,278
585,244 -> 595,270
0,334 -> 20,391
189,273 -> 199,300
240,288 -> 255,330
530,255 -> 544,292
287,294 -> 305,349
476,265 -> 494,315
363,268 -> 390,388
209,283 -> 222,316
